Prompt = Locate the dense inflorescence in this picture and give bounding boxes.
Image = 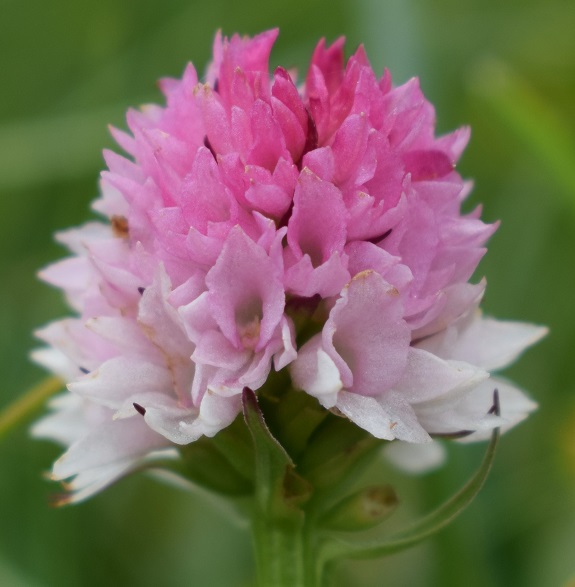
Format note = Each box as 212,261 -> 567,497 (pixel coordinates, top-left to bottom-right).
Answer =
33,30 -> 545,501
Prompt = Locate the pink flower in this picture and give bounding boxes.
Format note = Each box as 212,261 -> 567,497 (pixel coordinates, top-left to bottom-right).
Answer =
33,30 -> 545,501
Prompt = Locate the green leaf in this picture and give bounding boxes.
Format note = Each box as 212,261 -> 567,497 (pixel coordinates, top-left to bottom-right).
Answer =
209,414 -> 255,481
242,387 -> 311,516
177,436 -> 253,497
0,377 -> 63,441
321,392 -> 501,562
258,387 -> 328,459
299,414 -> 382,508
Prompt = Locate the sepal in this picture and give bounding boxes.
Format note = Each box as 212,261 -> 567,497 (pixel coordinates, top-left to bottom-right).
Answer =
298,413 -> 382,494
177,434 -> 253,496
176,409 -> 256,497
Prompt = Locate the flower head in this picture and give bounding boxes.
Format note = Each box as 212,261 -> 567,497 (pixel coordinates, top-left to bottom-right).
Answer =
33,30 -> 546,501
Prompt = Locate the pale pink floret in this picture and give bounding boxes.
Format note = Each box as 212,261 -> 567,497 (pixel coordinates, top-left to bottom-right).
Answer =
32,29 -> 544,500
180,226 -> 295,397
291,271 -> 409,408
291,271 -> 493,444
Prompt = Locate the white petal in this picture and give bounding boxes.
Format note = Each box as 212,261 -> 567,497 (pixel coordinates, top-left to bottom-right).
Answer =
62,448 -> 179,504
142,401 -> 200,445
290,335 -> 343,408
52,416 -> 169,480
273,316 -> 297,371
30,347 -> 80,381
419,311 -> 548,371
31,394 -> 98,446
457,377 -> 538,442
397,348 -> 489,403
187,388 -> 241,436
138,265 -> 194,360
335,390 -> 431,443
68,357 -> 172,408
457,315 -> 547,370
335,391 -> 395,440
112,391 -> 181,420
86,316 -> 158,360
384,440 -> 446,473
54,222 -> 112,254
149,389 -> 242,444
379,391 -> 432,443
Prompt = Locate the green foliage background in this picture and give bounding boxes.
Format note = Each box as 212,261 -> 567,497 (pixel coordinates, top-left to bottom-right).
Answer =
1,0 -> 574,585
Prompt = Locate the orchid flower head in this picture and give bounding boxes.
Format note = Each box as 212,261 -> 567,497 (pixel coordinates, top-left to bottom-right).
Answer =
33,29 -> 546,501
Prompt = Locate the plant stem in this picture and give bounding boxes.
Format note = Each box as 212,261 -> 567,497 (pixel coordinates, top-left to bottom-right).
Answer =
0,376 -> 62,440
251,512 -> 317,587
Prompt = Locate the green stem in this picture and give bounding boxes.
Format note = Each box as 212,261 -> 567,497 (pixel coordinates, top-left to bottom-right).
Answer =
243,388 -> 319,586
252,514 -> 313,587
0,376 -> 63,440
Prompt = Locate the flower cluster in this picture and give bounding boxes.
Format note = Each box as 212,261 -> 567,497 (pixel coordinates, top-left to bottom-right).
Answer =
33,30 -> 545,501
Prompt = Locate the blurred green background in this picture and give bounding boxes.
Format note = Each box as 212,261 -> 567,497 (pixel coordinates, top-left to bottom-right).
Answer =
1,0 -> 574,585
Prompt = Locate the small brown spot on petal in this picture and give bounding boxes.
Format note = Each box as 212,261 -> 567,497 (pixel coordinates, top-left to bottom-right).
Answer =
351,269 -> 375,282
329,406 -> 346,418
111,215 -> 129,238
49,493 -> 73,508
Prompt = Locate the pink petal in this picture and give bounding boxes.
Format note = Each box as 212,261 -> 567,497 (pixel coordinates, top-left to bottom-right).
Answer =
323,270 -> 410,397
287,169 -> 347,266
205,227 -> 285,351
